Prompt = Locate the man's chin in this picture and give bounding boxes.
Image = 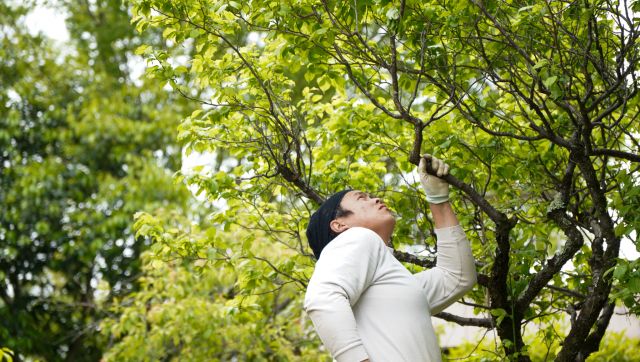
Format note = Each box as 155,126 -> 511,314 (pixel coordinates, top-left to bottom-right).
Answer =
386,216 -> 397,229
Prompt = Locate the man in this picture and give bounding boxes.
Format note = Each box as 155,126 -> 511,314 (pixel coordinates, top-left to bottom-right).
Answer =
304,154 -> 477,362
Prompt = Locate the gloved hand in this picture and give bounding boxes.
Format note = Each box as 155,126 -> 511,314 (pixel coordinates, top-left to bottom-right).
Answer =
418,154 -> 450,204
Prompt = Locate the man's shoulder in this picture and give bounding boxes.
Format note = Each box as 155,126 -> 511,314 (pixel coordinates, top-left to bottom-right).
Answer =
320,227 -> 385,257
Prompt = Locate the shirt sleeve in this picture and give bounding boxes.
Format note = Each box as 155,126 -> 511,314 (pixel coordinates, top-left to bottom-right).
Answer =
303,227 -> 383,362
413,224 -> 477,315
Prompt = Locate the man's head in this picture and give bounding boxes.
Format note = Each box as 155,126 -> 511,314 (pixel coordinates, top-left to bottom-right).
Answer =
306,190 -> 396,259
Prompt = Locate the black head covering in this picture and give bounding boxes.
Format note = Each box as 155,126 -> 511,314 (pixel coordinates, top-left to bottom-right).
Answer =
306,190 -> 351,259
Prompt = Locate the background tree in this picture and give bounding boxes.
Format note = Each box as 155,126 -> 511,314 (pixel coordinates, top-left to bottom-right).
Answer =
101,208 -> 328,361
0,1 -> 193,360
118,0 -> 639,360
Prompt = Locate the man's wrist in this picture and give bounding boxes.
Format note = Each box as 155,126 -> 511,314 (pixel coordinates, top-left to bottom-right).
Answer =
429,201 -> 459,228
426,194 -> 449,204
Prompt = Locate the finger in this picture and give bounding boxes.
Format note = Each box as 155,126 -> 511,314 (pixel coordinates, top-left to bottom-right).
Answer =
437,159 -> 446,177
418,157 -> 426,174
431,157 -> 442,175
421,154 -> 430,165
443,163 -> 450,176
421,155 -> 433,174
429,156 -> 440,175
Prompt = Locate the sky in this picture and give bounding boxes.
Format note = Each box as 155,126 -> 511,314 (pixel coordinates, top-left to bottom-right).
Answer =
24,4 -> 69,42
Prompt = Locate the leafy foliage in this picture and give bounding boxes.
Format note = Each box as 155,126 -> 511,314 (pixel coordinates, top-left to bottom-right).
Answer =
102,209 -> 328,361
115,0 -> 640,360
0,1 -> 192,360
3,0 -> 638,360
447,330 -> 640,361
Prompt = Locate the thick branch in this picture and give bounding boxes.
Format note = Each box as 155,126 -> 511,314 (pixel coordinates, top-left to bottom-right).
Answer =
556,152 -> 620,361
578,302 -> 615,361
393,250 -> 435,268
434,311 -> 494,328
591,148 -> 640,162
516,209 -> 584,313
277,164 -> 324,204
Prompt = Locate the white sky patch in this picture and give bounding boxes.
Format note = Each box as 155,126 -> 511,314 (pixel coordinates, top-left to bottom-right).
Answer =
6,89 -> 21,104
128,55 -> 147,87
182,149 -> 216,177
620,231 -> 639,260
24,4 -> 69,42
181,149 -> 230,211
247,31 -> 266,47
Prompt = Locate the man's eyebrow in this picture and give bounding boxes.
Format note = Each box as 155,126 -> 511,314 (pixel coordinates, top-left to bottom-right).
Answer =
355,191 -> 366,198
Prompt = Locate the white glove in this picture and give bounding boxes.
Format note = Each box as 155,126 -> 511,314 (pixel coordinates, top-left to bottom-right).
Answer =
418,154 -> 450,204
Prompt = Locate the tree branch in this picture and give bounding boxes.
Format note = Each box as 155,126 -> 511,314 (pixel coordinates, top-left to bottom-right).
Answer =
434,311 -> 494,328
591,148 -> 640,162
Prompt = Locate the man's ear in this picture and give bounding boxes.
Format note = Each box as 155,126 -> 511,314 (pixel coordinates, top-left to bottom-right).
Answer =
330,219 -> 349,234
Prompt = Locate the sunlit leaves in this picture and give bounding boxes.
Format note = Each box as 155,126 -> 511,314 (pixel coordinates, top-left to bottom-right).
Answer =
0,1 -> 193,360
112,0 -> 640,359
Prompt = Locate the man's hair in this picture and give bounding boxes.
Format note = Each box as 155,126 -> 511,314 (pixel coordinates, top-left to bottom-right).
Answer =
306,189 -> 351,259
334,204 -> 353,218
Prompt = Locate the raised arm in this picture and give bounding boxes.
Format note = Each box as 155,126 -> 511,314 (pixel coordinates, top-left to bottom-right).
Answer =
414,155 -> 477,314
430,201 -> 460,229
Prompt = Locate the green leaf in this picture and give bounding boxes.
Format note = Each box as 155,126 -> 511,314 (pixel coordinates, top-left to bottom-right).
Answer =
386,7 -> 400,20
613,262 -> 628,280
629,277 -> 640,294
543,76 -> 557,88
162,27 -> 175,39
318,75 -> 331,92
533,59 -> 549,70
490,308 -> 508,326
174,65 -> 188,74
134,44 -> 151,55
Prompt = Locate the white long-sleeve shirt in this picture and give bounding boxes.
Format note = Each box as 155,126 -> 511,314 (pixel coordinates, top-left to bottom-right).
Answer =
304,225 -> 476,362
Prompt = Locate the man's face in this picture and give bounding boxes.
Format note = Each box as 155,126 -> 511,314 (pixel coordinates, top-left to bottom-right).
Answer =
331,190 -> 396,243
